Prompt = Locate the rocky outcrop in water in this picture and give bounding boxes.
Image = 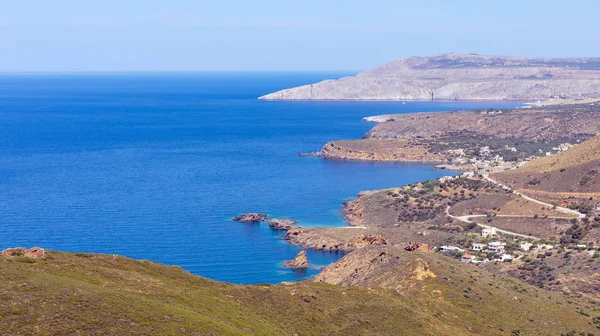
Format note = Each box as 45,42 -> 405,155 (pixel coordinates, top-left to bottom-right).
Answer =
260,53 -> 600,101
232,213 -> 268,223
267,218 -> 298,230
284,250 -> 309,269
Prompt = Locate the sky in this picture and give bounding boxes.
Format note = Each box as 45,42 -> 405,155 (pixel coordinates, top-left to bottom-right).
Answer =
1,0 -> 599,72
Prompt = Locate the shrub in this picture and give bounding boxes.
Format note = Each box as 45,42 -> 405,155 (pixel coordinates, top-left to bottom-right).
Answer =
580,176 -> 592,186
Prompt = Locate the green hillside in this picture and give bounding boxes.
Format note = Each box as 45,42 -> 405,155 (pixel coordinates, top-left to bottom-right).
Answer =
1,249 -> 597,335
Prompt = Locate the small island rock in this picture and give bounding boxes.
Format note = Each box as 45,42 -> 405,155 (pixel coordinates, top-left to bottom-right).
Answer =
232,213 -> 268,223
284,250 -> 309,269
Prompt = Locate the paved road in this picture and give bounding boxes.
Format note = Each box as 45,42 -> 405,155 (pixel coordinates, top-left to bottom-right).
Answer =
445,174 -> 586,241
482,174 -> 585,219
445,207 -> 540,240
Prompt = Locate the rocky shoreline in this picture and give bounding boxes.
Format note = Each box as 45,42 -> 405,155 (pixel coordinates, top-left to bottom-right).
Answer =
232,210 -> 392,253
318,139 -> 447,163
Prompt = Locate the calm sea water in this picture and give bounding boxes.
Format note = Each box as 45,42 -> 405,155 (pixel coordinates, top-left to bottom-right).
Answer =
0,73 -> 520,284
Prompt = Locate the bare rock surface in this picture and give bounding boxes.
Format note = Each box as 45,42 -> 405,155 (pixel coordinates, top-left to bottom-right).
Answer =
284,228 -> 390,252
283,250 -> 309,269
2,247 -> 46,258
260,53 -> 600,101
267,218 -> 297,230
312,246 -> 437,289
403,242 -> 433,252
232,213 -> 268,223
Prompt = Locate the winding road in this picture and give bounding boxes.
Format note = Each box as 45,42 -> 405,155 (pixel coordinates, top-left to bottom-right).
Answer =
481,174 -> 585,219
445,174 -> 585,241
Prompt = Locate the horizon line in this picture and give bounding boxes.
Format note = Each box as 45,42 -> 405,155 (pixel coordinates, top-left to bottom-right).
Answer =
0,70 -> 361,75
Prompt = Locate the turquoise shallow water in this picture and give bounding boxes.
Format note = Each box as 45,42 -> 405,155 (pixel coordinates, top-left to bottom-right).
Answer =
0,73 -> 521,283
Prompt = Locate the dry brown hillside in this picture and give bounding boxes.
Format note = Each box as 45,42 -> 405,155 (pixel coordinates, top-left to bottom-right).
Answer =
512,135 -> 600,173
493,135 -> 600,196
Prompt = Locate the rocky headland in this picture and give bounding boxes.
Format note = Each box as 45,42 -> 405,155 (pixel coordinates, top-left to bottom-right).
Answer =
318,138 -> 447,163
315,103 -> 600,167
260,53 -> 600,101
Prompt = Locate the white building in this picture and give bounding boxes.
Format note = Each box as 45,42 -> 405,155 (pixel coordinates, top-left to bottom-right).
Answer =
482,227 -> 497,238
535,244 -> 555,251
559,143 -> 573,151
520,242 -> 533,251
439,246 -> 464,253
447,149 -> 465,156
488,242 -> 506,252
472,243 -> 486,251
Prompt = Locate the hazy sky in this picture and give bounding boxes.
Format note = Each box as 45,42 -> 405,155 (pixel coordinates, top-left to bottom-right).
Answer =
1,0 -> 599,72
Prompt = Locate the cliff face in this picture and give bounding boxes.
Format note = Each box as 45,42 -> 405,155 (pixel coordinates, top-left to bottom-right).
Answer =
260,53 -> 600,101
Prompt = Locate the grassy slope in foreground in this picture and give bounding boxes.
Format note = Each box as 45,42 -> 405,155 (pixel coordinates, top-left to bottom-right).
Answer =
1,250 -> 597,335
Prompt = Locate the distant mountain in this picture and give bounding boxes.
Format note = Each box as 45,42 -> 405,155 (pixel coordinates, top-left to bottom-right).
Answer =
260,53 -> 600,101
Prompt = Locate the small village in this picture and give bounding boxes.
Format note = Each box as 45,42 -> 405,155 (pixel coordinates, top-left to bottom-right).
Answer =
442,142 -> 575,173
437,225 -> 598,264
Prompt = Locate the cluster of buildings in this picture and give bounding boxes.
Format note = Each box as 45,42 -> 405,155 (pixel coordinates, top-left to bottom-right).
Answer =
439,240 -> 512,264
446,147 -> 526,173
545,143 -> 574,156
438,226 -> 543,264
444,142 -> 574,173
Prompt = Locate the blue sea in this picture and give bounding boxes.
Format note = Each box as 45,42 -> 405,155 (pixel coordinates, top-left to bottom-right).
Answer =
0,73 -> 520,284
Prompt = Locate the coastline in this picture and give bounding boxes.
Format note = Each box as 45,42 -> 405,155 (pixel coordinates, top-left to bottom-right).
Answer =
268,100 -> 600,257
260,96 -> 600,107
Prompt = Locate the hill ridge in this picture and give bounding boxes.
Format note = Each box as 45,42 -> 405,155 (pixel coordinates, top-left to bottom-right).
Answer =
1,249 -> 597,335
260,53 -> 600,101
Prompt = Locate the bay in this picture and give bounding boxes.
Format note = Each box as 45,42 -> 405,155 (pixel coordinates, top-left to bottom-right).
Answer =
0,73 -> 519,283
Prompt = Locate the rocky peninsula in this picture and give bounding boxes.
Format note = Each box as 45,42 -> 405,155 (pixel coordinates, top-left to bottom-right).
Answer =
260,53 -> 600,101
